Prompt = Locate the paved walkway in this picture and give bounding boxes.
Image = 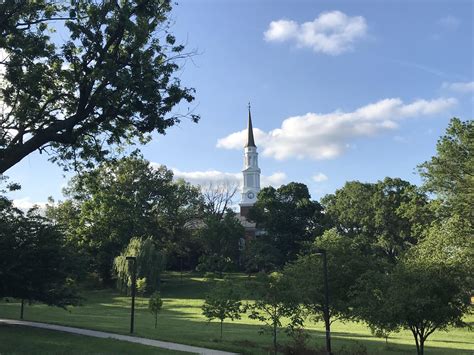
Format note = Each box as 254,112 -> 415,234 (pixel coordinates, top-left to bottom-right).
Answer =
0,319 -> 238,355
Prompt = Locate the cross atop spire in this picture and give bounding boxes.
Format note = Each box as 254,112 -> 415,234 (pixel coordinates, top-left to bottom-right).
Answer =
245,103 -> 256,148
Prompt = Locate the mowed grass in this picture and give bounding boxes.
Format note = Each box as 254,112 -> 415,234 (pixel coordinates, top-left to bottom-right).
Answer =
0,272 -> 472,354
0,325 -> 187,354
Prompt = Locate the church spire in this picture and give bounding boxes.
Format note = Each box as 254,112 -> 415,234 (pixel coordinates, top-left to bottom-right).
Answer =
245,103 -> 256,148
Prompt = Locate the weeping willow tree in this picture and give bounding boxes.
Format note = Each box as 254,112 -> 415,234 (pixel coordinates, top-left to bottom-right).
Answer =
113,237 -> 165,294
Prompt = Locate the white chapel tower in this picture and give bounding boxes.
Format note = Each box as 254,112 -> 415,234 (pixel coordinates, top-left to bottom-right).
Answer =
239,104 -> 261,217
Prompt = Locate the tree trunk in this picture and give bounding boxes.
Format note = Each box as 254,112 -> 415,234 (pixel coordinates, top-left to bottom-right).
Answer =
20,299 -> 24,320
410,327 -> 420,355
413,330 -> 420,355
273,321 -> 277,355
220,320 -> 223,341
419,336 -> 425,355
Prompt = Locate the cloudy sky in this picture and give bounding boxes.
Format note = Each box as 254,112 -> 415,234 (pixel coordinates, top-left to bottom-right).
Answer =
5,0 -> 474,209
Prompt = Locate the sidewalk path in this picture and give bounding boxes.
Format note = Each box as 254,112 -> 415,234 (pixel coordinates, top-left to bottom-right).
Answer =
0,319 -> 238,355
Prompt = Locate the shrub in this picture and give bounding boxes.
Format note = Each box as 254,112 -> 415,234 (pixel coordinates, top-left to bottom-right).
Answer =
148,292 -> 163,328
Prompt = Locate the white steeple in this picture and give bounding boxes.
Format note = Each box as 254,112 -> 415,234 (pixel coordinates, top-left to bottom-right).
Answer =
240,104 -> 261,213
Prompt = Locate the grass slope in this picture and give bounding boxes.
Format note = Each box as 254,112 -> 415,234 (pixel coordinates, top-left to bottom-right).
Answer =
0,325 -> 187,354
0,272 -> 472,354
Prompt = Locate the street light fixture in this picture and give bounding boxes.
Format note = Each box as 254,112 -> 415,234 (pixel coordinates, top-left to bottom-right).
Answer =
314,248 -> 332,355
126,256 -> 137,334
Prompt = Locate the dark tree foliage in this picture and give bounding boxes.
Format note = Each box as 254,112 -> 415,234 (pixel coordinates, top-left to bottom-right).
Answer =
352,260 -> 471,355
0,197 -> 80,310
154,178 -> 203,270
197,210 -> 245,274
247,182 -> 325,267
351,209 -> 473,355
46,156 -> 202,283
243,238 -> 282,274
284,229 -> 382,326
0,0 -> 198,173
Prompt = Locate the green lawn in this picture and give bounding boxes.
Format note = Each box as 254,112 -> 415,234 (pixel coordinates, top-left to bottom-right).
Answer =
0,325 -> 186,354
0,272 -> 472,354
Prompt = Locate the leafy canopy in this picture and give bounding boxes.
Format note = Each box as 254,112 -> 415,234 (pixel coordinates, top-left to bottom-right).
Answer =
284,229 -> 380,325
0,197 -> 80,308
46,156 -> 201,283
0,0 -> 198,173
418,117 -> 473,225
248,182 -> 325,267
321,177 -> 431,262
352,226 -> 472,355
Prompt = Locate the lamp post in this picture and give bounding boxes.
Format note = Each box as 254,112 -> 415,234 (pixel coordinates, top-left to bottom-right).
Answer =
126,256 -> 137,334
315,248 -> 332,355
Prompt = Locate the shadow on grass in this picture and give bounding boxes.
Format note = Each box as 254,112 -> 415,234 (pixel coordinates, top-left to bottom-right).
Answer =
1,273 -> 472,355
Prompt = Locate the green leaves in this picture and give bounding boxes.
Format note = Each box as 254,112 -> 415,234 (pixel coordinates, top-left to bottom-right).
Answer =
202,278 -> 243,340
350,240 -> 472,355
245,272 -> 302,352
113,237 -> 165,294
0,0 -> 198,173
197,211 -> 245,274
148,291 -> 163,328
47,156 -> 202,283
248,182 -> 325,268
0,196 -> 81,308
418,118 -> 473,225
322,178 -> 430,261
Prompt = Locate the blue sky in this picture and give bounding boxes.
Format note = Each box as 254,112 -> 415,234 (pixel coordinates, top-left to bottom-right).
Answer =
6,0 -> 474,209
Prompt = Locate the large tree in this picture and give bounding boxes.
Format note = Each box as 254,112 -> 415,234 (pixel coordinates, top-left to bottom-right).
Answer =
0,0 -> 198,173
248,182 -> 325,267
284,229 -> 380,327
352,216 -> 473,355
0,197 -> 80,317
47,156 -> 201,283
321,177 -> 431,262
418,117 -> 473,228
197,210 -> 245,274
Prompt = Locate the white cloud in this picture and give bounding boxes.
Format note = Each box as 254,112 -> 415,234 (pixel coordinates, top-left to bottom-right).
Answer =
217,97 -> 457,161
171,168 -> 240,186
312,173 -> 328,183
262,172 -> 287,187
162,167 -> 287,189
437,15 -> 461,30
216,128 -> 269,150
13,197 -> 47,211
442,81 -> 474,93
264,11 -> 368,55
